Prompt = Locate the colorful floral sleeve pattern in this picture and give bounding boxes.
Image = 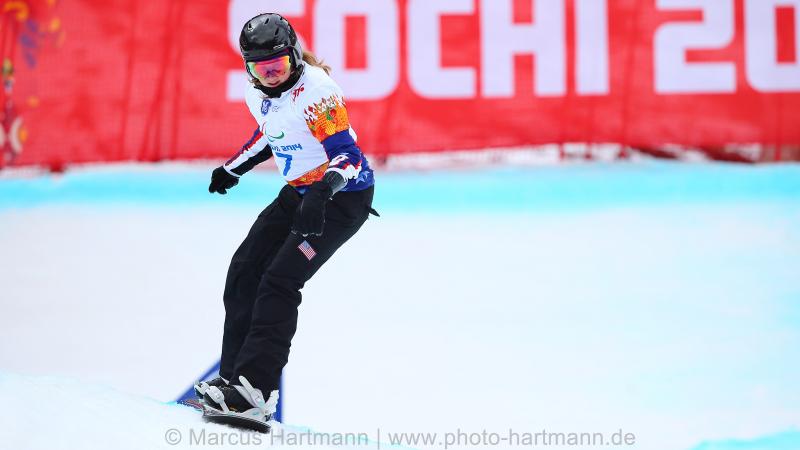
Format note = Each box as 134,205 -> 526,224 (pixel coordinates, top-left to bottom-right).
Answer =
303,94 -> 351,142
288,162 -> 328,187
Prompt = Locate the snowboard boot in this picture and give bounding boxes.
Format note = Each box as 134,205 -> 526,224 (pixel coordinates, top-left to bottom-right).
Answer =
194,376 -> 228,398
202,376 -> 279,432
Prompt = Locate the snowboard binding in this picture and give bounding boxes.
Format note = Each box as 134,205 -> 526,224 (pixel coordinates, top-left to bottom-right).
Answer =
193,376 -> 228,397
200,376 -> 279,433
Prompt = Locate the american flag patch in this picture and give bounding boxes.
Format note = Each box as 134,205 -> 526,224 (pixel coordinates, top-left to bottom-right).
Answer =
297,240 -> 317,261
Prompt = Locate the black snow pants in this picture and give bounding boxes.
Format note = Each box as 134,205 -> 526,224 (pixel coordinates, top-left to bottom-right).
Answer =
219,183 -> 374,392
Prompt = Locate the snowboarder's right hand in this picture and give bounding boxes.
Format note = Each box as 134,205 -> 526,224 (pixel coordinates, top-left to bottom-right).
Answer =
209,166 -> 240,195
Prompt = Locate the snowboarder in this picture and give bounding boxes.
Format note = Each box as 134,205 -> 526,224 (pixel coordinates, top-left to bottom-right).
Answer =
195,12 -> 376,431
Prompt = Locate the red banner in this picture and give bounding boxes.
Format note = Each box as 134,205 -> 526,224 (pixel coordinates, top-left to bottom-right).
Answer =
2,0 -> 799,169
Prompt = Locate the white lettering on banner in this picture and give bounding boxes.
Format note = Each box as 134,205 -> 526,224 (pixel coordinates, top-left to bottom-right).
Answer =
227,0 -> 305,101
745,0 -> 800,92
314,0 -> 400,100
480,0 -> 566,97
225,1 -> 798,100
408,0 -> 476,98
576,0 -> 610,95
0,118 -> 24,154
654,0 -> 736,94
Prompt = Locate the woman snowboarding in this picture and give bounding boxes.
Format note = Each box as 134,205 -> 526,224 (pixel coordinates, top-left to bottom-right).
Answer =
194,12 -> 376,430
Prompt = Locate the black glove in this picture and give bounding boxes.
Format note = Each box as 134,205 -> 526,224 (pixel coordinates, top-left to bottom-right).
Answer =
292,181 -> 333,237
208,166 -> 239,195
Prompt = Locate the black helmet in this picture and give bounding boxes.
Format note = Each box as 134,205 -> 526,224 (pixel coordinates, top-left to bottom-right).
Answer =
240,13 -> 303,63
240,13 -> 305,96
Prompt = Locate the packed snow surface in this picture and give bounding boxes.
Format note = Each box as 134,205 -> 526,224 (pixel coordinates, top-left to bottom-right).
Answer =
0,373 -> 378,450
1,161 -> 799,450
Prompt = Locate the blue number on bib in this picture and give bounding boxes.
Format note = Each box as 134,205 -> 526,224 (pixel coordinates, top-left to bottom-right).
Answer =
274,152 -> 293,176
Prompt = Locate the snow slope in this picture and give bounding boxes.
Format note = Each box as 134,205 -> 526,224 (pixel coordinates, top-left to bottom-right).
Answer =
1,161 -> 799,450
1,373 -> 798,450
0,372 -> 376,450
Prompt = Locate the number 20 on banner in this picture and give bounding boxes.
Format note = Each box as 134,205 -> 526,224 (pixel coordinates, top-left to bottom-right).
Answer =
656,0 -> 800,94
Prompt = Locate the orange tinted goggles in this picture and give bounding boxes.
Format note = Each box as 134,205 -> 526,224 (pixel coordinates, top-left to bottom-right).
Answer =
245,54 -> 292,84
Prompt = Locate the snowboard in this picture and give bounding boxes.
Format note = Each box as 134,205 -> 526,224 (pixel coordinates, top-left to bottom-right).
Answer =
201,402 -> 272,433
179,398 -> 271,433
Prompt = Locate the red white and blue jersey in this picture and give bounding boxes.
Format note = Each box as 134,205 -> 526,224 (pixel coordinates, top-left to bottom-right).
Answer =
224,64 -> 374,193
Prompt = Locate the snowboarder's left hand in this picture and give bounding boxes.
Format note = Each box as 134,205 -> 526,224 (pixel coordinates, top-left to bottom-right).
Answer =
292,181 -> 333,237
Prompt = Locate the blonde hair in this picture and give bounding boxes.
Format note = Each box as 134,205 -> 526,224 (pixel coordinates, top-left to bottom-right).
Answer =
302,50 -> 332,74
